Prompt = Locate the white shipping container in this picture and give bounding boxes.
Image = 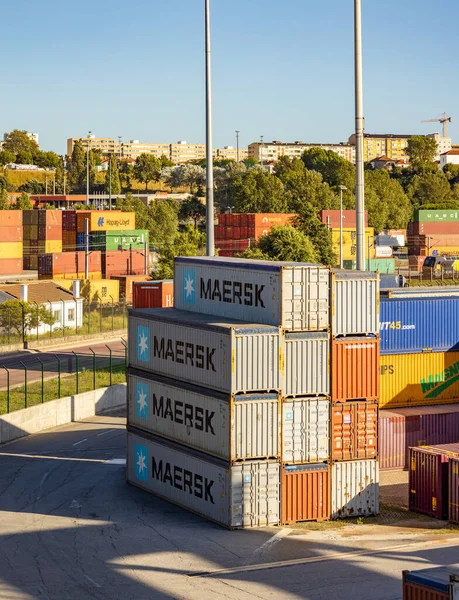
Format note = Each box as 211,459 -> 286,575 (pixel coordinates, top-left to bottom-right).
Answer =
127,429 -> 280,528
127,370 -> 280,460
282,397 -> 330,463
128,309 -> 282,394
331,271 -> 379,336
331,459 -> 379,519
284,332 -> 329,397
174,256 -> 330,331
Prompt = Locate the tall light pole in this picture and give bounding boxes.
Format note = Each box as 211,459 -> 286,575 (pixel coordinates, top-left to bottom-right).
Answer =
108,154 -> 112,210
86,130 -> 92,207
118,136 -> 122,160
205,0 -> 214,256
339,185 -> 347,269
354,0 -> 365,270
235,130 -> 240,162
260,135 -> 264,167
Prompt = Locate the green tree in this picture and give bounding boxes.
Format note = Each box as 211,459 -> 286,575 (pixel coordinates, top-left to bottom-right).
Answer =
302,148 -> 355,192
14,192 -> 33,210
105,155 -> 121,195
160,155 -> 174,168
0,150 -> 16,165
18,179 -> 45,194
3,130 -> 39,155
148,199 -> 179,248
0,189 -> 10,210
255,225 -> 318,262
243,157 -> 258,168
33,151 -> 60,169
226,168 -> 288,213
294,203 -> 336,265
153,225 -> 205,279
134,154 -> 162,190
119,161 -> 134,191
407,171 -> 452,209
365,169 -> 413,230
443,163 -> 459,184
406,136 -> 438,170
16,151 -> 33,165
68,141 -> 86,193
178,196 -> 206,228
115,193 -> 151,230
236,246 -> 268,260
0,300 -> 55,337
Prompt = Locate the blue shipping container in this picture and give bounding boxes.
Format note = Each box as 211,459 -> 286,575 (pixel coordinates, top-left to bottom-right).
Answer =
380,296 -> 459,354
76,232 -> 85,251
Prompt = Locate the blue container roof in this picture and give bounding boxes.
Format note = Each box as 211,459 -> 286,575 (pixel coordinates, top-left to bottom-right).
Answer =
405,566 -> 459,593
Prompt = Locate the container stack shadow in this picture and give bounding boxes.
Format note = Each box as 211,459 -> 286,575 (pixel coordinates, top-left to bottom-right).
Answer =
126,257 -> 380,528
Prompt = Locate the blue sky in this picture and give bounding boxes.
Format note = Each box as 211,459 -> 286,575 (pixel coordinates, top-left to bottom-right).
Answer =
1,0 -> 457,154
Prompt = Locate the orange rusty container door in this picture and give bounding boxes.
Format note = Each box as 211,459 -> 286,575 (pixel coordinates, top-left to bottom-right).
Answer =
331,400 -> 378,461
331,336 -> 380,402
281,464 -> 330,524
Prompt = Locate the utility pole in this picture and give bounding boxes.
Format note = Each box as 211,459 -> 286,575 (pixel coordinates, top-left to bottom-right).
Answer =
108,155 -> 112,210
118,136 -> 122,160
86,131 -> 92,207
354,0 -> 365,271
260,135 -> 264,168
84,218 -> 89,280
339,185 -> 347,269
235,130 -> 240,162
205,0 -> 214,256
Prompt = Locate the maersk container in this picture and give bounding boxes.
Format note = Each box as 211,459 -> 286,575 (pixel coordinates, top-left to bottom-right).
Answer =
127,428 -> 280,529
331,270 -> 379,336
284,332 -> 329,397
282,397 -> 330,463
380,296 -> 459,354
403,567 -> 459,600
174,256 -> 330,331
128,308 -> 282,394
331,459 -> 379,519
127,369 -> 280,460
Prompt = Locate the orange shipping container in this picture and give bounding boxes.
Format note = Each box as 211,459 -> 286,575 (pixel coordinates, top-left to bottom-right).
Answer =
133,280 -> 174,308
281,464 -> 330,524
0,258 -> 23,275
331,400 -> 378,461
111,275 -> 152,303
0,210 -> 22,241
331,336 -> 380,402
250,213 -> 298,227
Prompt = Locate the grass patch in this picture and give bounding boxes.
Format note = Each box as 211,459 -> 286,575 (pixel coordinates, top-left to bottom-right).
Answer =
0,366 -> 126,415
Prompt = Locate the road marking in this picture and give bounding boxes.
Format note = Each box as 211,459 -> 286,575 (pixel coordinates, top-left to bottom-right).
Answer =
84,575 -> 101,588
97,429 -> 116,436
72,438 -> 88,447
36,471 -> 49,500
106,458 -> 126,465
0,452 -> 124,464
252,529 -> 291,556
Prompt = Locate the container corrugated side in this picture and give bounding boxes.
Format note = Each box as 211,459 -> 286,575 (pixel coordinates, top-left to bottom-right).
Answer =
174,256 -> 330,331
331,459 -> 379,519
128,308 -> 282,394
403,568 -> 459,600
282,464 -> 330,524
284,332 -> 329,397
380,352 -> 459,409
379,404 -> 459,471
331,401 -> 378,461
380,297 -> 459,354
408,445 -> 459,520
127,370 -> 280,460
449,458 -> 459,524
282,397 -> 330,463
127,428 -> 280,529
331,271 -> 379,336
331,337 -> 380,402
133,280 -> 174,309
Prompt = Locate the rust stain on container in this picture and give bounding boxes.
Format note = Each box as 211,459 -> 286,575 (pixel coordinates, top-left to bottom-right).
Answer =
281,464 -> 330,524
331,400 -> 378,461
331,336 -> 380,402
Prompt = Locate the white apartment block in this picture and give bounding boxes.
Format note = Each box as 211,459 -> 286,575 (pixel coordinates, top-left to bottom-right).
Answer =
440,149 -> 459,169
427,133 -> 452,161
248,141 -> 356,164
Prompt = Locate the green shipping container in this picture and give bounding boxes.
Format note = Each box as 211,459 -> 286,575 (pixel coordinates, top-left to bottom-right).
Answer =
414,209 -> 459,223
343,259 -> 395,273
90,230 -> 148,251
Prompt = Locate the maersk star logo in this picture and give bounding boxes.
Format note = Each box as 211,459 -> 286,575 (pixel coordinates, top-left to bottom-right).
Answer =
182,269 -> 196,304
135,444 -> 148,482
136,381 -> 149,419
137,326 -> 150,362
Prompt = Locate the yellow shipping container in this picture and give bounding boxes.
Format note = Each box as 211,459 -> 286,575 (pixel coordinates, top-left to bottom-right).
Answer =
81,279 -> 120,304
90,212 -> 136,231
51,271 -> 103,281
331,227 -> 375,261
0,242 -> 23,259
380,352 -> 459,409
45,240 -> 63,253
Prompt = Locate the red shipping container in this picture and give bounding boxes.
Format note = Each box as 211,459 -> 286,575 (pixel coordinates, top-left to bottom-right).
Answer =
225,227 -> 233,240
0,258 -> 23,275
449,457 -> 459,523
410,221 -> 459,235
403,567 -> 459,600
331,336 -> 380,402
102,250 -> 146,278
230,214 -> 241,227
62,210 -> 77,230
247,214 -> 255,227
331,400 -> 378,461
281,464 -> 330,524
240,214 -> 248,227
38,251 -> 102,277
408,255 -> 425,271
111,275 -> 151,303
233,226 -> 241,239
240,226 -> 248,238
379,404 -> 459,471
0,211 -> 22,242
133,280 -> 174,308
320,210 -> 368,229
217,250 -> 234,257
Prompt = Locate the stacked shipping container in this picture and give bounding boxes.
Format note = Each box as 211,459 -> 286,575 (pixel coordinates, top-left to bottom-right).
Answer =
23,210 -> 62,270
407,209 -> 459,265
0,211 -> 23,275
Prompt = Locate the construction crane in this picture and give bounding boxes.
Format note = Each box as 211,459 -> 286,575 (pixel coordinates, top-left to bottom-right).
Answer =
421,112 -> 452,138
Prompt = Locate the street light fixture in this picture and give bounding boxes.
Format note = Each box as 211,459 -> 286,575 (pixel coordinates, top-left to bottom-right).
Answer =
338,185 -> 347,269
235,130 -> 240,162
354,0 -> 365,270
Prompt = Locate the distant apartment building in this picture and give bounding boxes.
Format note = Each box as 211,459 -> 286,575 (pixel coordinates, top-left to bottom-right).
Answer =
347,132 -> 451,162
440,149 -> 459,169
67,136 -> 248,164
1,131 -> 39,149
427,133 -> 452,160
248,141 -> 356,164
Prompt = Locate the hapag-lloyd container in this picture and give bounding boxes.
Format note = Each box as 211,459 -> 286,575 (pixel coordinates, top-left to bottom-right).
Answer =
331,401 -> 378,461
380,297 -> 459,354
127,428 -> 280,528
128,308 -> 282,394
449,457 -> 459,523
284,332 -> 329,397
282,397 -> 330,463
331,459 -> 379,518
379,352 -> 459,409
331,270 -> 379,336
409,444 -> 459,519
403,567 -> 459,600
127,369 -> 280,460
379,404 -> 459,471
281,464 -> 331,524
133,280 -> 174,309
174,256 -> 330,331
331,337 -> 380,402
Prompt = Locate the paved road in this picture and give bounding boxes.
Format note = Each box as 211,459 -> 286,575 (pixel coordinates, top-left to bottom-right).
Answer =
0,339 -> 126,390
0,412 -> 458,599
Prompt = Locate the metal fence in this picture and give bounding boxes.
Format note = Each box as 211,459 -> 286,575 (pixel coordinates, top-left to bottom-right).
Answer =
0,341 -> 128,415
0,300 -> 130,348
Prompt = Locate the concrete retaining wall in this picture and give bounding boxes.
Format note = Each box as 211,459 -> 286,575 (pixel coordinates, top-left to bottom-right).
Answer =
0,383 -> 126,445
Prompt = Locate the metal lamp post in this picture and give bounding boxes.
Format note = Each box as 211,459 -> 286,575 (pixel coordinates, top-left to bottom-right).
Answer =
205,0 -> 214,256
338,185 -> 347,269
354,0 -> 365,270
235,130 -> 240,162
108,155 -> 112,210
86,130 -> 92,206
